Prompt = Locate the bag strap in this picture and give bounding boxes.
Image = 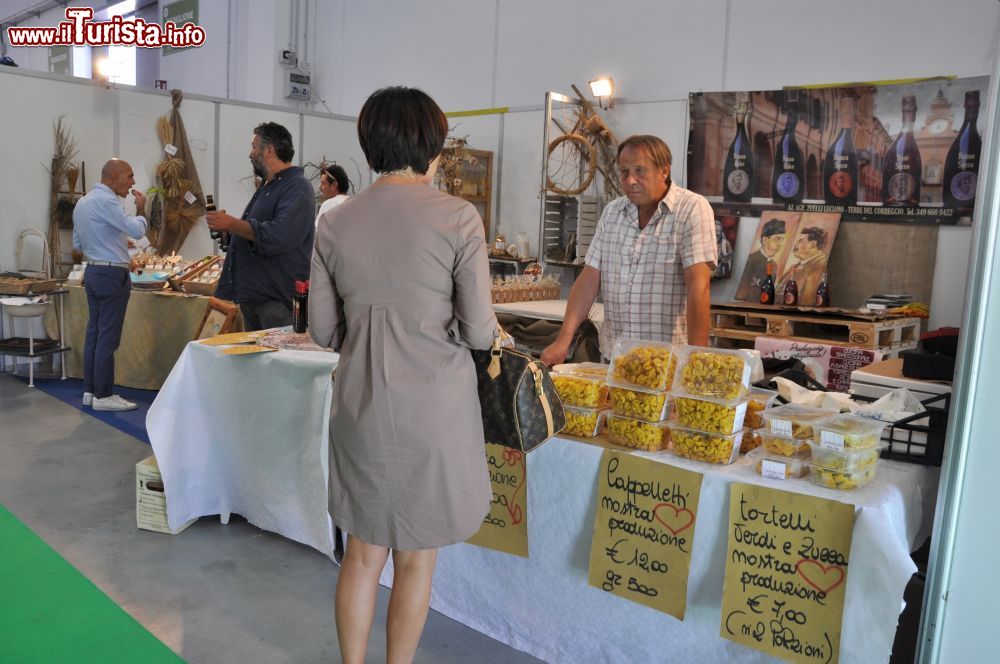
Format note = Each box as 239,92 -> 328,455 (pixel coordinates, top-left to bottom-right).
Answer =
528,362 -> 555,437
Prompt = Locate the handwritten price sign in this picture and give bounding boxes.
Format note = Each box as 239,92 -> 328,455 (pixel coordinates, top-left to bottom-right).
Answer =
587,450 -> 704,619
720,483 -> 854,663
466,443 -> 529,558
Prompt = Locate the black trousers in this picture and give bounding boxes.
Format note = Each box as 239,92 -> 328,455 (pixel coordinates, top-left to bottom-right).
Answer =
240,299 -> 292,331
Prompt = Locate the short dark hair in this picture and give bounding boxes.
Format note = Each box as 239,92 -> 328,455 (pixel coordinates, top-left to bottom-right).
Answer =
323,164 -> 350,193
761,218 -> 786,238
254,122 -> 295,163
800,226 -> 828,249
357,86 -> 448,174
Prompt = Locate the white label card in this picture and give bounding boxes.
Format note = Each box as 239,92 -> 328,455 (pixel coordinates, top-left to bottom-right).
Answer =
770,418 -> 793,437
164,144 -> 178,156
820,431 -> 846,450
761,460 -> 787,480
183,191 -> 197,205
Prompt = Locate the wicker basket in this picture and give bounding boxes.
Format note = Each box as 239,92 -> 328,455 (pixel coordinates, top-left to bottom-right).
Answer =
0,277 -> 33,295
181,256 -> 223,295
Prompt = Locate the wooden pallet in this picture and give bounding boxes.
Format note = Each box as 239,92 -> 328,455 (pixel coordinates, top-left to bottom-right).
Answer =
710,302 -> 920,352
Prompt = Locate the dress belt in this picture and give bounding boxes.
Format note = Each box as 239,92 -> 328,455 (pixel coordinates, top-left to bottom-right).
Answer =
88,260 -> 130,268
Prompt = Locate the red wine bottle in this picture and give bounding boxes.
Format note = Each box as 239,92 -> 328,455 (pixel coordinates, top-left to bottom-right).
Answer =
943,90 -> 981,210
815,272 -> 830,307
823,97 -> 858,206
783,277 -> 799,306
882,95 -> 922,206
723,99 -> 754,203
206,194 -> 220,241
760,262 -> 776,305
772,93 -> 805,204
292,280 -> 309,333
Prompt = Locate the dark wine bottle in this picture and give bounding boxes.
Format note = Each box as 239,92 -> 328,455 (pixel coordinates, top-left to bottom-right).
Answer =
783,277 -> 799,306
882,95 -> 922,206
759,262 -> 776,305
723,98 -> 754,203
943,90 -> 981,209
772,93 -> 805,204
292,280 -> 309,333
815,272 -> 830,307
206,194 -> 220,241
823,97 -> 858,206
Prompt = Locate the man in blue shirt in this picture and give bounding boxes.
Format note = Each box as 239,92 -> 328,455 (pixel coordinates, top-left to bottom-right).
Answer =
72,159 -> 148,412
207,122 -> 315,330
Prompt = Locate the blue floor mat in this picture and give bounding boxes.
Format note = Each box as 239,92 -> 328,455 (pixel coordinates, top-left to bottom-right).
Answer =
11,375 -> 154,445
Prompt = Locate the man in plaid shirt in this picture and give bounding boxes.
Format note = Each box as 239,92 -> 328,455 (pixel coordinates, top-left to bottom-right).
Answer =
541,135 -> 717,364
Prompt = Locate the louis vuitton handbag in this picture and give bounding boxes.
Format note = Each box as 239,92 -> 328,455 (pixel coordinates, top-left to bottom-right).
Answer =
472,337 -> 566,452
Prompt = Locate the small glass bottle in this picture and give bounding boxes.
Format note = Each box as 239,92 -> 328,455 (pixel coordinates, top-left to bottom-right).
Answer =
292,280 -> 309,333
815,273 -> 830,307
759,262 -> 776,305
783,277 -> 799,306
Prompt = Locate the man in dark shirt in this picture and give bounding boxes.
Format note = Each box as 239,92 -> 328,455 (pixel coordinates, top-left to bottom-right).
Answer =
208,122 -> 315,330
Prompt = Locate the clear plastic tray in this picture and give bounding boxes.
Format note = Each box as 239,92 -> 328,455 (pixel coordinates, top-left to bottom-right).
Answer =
607,338 -> 677,391
740,428 -> 762,454
813,414 -> 888,450
553,362 -> 609,379
807,441 -> 885,472
667,423 -> 742,465
758,429 -> 812,457
562,405 -> 607,438
606,413 -> 671,451
673,395 -> 748,435
609,386 -> 671,422
551,369 -> 608,409
808,463 -> 877,490
760,404 -> 836,440
674,346 -> 751,400
747,446 -> 810,479
745,387 -> 780,429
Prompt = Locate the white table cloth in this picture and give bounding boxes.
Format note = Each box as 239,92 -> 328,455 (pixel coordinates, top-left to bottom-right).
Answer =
147,341 -> 339,558
148,342 -> 937,663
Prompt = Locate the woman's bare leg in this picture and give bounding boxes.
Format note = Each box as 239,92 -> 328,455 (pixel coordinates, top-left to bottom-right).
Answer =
336,535 -> 390,664
386,547 -> 439,664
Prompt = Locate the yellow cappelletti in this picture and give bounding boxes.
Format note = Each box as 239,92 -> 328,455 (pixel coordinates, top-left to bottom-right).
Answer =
675,397 -> 744,434
552,374 -> 606,408
679,351 -> 746,400
564,409 -> 602,437
671,429 -> 739,464
808,465 -> 876,490
608,416 -> 669,451
609,387 -> 669,422
612,346 -> 676,390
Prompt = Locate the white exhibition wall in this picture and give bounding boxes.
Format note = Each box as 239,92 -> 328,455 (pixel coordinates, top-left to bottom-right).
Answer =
0,66 -> 359,275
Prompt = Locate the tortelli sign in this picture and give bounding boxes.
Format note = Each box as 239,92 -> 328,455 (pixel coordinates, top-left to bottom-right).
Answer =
5,5 -> 205,50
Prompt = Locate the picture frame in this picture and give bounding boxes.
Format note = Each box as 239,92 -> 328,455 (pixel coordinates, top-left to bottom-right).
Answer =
195,297 -> 241,340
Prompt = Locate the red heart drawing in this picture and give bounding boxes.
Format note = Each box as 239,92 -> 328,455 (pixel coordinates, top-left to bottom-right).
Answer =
796,559 -> 846,594
653,502 -> 694,535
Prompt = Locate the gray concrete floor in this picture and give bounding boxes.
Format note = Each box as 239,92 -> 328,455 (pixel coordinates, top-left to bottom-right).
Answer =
0,373 -> 542,664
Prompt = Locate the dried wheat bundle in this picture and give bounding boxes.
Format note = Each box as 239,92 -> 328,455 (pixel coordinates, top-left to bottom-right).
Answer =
156,115 -> 173,147
47,116 -> 80,277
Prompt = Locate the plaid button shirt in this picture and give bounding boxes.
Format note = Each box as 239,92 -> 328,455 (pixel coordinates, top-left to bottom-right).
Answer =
585,183 -> 717,354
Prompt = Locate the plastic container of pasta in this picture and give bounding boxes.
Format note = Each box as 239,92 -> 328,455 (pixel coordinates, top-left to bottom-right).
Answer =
551,369 -> 608,409
758,429 -> 812,457
744,387 -> 780,429
807,463 -> 877,491
672,393 -> 748,435
746,446 -> 810,479
606,413 -> 671,451
554,362 -> 609,378
607,338 -> 677,391
562,405 -> 607,438
674,346 -> 752,400
740,428 -> 763,454
760,404 -> 836,440
812,414 -> 888,450
667,423 -> 742,465
608,385 -> 671,423
807,441 -> 885,472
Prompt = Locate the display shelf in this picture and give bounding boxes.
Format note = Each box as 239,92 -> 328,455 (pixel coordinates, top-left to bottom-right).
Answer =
1,289 -> 69,387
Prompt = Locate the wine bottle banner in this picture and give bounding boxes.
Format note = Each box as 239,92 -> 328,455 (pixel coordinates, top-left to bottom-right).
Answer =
823,96 -> 858,206
943,90 -> 981,209
882,95 -> 922,207
724,100 -> 754,203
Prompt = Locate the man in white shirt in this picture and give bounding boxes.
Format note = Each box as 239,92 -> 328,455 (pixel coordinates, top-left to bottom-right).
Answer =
315,164 -> 351,226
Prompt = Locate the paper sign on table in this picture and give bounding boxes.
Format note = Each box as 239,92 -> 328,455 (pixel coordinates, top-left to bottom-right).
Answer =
466,443 -> 528,558
720,483 -> 855,663
221,344 -> 277,355
199,331 -> 266,346
587,450 -> 703,619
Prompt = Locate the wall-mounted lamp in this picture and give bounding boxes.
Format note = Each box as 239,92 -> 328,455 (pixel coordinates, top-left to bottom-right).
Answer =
95,57 -> 121,88
589,76 -> 615,110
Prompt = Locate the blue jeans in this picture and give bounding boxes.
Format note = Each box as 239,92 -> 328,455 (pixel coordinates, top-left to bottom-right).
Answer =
82,265 -> 131,398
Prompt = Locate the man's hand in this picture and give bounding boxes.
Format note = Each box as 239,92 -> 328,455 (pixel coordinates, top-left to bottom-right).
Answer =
206,209 -> 235,232
131,189 -> 147,214
540,336 -> 572,367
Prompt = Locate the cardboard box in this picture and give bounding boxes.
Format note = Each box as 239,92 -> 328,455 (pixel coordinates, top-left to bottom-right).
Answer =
136,455 -> 196,535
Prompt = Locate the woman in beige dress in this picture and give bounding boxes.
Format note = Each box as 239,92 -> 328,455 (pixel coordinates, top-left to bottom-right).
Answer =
309,86 -> 497,664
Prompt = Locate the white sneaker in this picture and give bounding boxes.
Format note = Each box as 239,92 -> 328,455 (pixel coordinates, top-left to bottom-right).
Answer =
83,392 -> 93,406
93,394 -> 137,412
